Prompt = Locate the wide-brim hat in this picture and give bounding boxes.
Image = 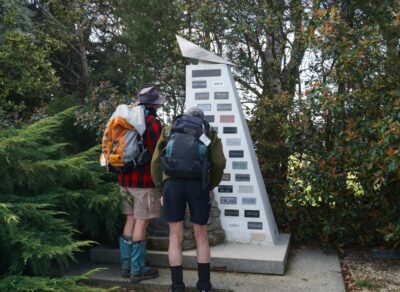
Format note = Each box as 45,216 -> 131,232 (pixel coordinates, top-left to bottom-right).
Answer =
138,86 -> 166,105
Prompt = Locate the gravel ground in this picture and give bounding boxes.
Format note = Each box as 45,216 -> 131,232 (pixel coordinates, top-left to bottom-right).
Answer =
340,250 -> 400,291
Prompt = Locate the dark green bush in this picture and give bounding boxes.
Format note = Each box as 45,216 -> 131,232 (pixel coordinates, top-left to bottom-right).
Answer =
0,107 -> 121,289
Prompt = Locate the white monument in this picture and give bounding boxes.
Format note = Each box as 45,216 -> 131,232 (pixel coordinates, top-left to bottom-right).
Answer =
89,36 -> 291,276
177,35 -> 290,273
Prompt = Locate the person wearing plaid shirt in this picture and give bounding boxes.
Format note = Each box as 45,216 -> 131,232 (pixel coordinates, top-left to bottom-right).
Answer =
118,85 -> 165,283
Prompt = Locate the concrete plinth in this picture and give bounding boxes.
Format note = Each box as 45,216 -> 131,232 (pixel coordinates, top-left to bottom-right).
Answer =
90,233 -> 291,275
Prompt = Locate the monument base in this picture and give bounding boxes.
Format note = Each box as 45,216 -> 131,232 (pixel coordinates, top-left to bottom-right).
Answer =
90,233 -> 291,275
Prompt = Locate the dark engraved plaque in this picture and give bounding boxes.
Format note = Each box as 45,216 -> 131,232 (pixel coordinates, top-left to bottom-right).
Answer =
224,209 -> 239,216
248,222 -> 263,230
195,92 -> 209,100
239,185 -> 253,193
235,174 -> 250,181
233,161 -> 248,169
220,197 -> 237,205
223,127 -> 237,134
220,115 -> 235,123
221,173 -> 231,181
204,115 -> 214,123
229,150 -> 244,158
197,104 -> 211,111
242,197 -> 257,205
226,138 -> 241,146
244,210 -> 260,218
214,92 -> 229,99
218,185 -> 233,193
192,81 -> 207,88
192,69 -> 221,77
217,104 -> 232,111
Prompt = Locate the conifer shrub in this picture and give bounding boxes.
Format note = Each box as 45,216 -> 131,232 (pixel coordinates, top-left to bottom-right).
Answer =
0,107 -> 121,290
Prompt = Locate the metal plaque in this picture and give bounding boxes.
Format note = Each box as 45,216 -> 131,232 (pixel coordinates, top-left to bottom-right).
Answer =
224,209 -> 239,216
220,115 -> 235,123
204,115 -> 214,123
195,92 -> 209,100
235,174 -> 250,181
242,197 -> 257,205
192,80 -> 207,88
212,81 -> 224,87
244,210 -> 260,218
229,150 -> 244,158
232,161 -> 248,169
221,173 -> 231,181
220,197 -> 237,205
192,69 -> 221,77
217,104 -> 232,111
223,127 -> 237,134
218,185 -> 233,193
214,92 -> 229,99
238,185 -> 254,193
248,222 -> 263,230
197,104 -> 211,111
226,138 -> 241,146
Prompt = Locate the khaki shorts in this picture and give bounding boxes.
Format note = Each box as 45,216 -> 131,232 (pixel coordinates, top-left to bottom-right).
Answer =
121,187 -> 161,219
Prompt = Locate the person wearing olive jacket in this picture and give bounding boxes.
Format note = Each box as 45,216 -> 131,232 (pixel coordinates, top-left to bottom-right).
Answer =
151,106 -> 226,292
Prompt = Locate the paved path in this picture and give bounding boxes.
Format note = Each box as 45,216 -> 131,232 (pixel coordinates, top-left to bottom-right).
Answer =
67,246 -> 345,292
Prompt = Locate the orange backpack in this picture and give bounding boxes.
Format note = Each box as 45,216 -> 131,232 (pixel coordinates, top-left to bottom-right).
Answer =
100,104 -> 147,173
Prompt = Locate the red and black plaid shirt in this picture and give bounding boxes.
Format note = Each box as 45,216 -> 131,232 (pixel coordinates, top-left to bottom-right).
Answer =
118,108 -> 163,188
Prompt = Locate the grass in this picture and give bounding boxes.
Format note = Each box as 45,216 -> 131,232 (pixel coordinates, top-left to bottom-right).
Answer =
355,279 -> 377,289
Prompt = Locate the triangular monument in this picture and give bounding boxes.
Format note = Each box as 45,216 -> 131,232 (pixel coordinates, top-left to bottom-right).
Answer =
177,35 -> 290,273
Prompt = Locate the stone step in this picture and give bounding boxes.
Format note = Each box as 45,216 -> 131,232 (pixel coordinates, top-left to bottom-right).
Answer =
90,233 -> 291,275
83,265 -> 232,292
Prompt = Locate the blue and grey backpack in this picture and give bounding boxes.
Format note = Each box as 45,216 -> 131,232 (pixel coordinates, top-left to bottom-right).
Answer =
161,115 -> 212,188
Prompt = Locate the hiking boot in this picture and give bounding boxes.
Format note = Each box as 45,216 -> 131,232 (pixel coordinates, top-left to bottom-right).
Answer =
130,267 -> 159,283
121,269 -> 130,278
197,288 -> 212,292
196,281 -> 212,292
170,283 -> 186,292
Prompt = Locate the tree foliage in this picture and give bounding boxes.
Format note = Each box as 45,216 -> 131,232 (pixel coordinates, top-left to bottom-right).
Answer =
0,108 -> 121,289
0,0 -> 59,127
284,0 -> 400,248
1,0 -> 400,274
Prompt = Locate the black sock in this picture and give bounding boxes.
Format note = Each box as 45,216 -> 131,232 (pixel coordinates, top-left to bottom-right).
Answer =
171,265 -> 184,286
197,262 -> 211,290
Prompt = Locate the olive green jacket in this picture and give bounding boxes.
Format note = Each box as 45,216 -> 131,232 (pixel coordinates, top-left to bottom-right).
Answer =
151,124 -> 226,193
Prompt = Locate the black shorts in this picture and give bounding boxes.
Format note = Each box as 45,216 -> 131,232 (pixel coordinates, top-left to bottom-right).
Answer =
162,178 -> 210,225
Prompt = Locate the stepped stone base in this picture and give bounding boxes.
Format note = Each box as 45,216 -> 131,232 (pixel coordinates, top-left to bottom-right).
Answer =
90,233 -> 291,275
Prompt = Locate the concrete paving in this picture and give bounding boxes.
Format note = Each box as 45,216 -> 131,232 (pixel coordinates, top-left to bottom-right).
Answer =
68,246 -> 345,292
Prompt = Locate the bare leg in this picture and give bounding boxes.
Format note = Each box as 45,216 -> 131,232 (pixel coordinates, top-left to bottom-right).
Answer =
123,215 -> 136,238
132,219 -> 148,241
168,221 -> 184,266
193,224 -> 210,263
